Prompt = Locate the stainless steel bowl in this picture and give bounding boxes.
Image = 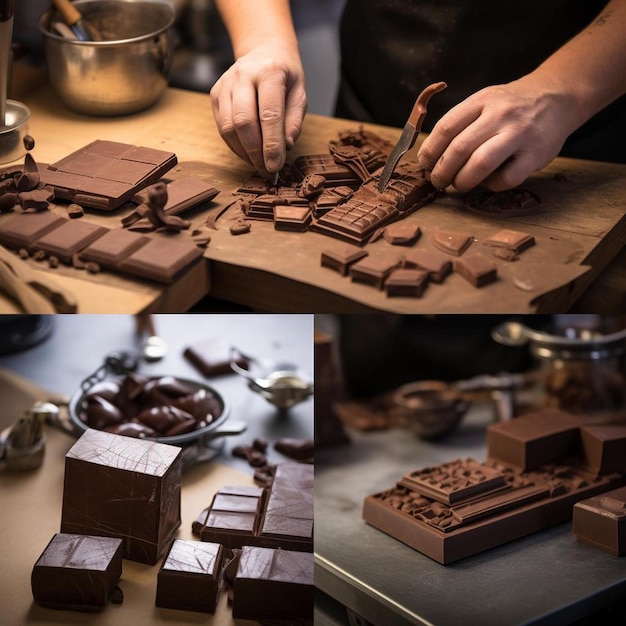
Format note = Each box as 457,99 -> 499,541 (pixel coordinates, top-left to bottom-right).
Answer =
0,100 -> 30,165
39,0 -> 174,116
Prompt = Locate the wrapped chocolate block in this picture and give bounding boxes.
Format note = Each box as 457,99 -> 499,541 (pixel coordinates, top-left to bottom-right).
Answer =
32,533 -> 123,611
61,428 -> 182,564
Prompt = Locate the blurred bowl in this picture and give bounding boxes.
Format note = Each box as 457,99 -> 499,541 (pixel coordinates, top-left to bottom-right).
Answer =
393,380 -> 469,440
39,0 -> 174,116
0,100 -> 30,164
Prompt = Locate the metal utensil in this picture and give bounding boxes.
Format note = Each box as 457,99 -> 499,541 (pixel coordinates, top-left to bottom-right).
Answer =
51,0 -> 99,41
0,0 -> 14,127
377,81 -> 447,193
135,313 -> 167,362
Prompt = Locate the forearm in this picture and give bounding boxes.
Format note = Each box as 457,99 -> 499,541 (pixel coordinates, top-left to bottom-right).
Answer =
531,0 -> 626,130
214,0 -> 298,58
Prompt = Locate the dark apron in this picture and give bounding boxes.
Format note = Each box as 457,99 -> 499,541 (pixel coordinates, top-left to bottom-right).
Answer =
336,0 -> 624,162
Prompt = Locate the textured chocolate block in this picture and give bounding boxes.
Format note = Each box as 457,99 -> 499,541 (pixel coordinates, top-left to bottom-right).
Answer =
403,248 -> 452,283
183,338 -> 249,378
31,220 -> 109,263
0,212 -> 67,250
156,540 -> 224,613
573,487 -> 626,556
117,237 -> 203,283
487,409 -> 582,470
581,425 -> 626,475
320,244 -> 368,276
385,268 -> 428,298
349,256 -> 403,290
79,229 -> 150,269
32,533 -> 123,611
61,428 -> 182,564
232,546 -> 313,621
454,254 -> 498,287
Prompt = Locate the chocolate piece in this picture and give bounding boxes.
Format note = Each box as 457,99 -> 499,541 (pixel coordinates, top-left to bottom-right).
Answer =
83,396 -> 124,430
136,405 -> 196,436
483,229 -> 536,254
15,153 -> 40,192
60,428 -> 182,564
32,533 -> 123,611
0,212 -> 67,249
193,463 -> 313,552
273,205 -> 312,231
573,487 -> 626,556
31,220 -> 109,264
349,255 -> 403,290
294,154 -> 360,187
403,249 -> 452,283
298,173 -> 326,198
68,203 -> 85,219
85,261 -> 101,273
383,222 -> 421,246
79,229 -> 150,269
491,247 -> 519,261
183,338 -> 249,378
229,220 -> 251,235
232,546 -> 313,621
454,254 -> 498,287
320,244 -> 368,276
581,425 -> 626,475
156,540 -> 223,613
487,409 -> 582,471
23,135 -> 35,151
19,188 -> 54,211
431,230 -> 473,256
43,140 -> 177,211
385,268 -> 428,298
118,237 -> 203,283
104,422 -> 159,438
48,255 -> 59,268
133,177 -> 219,216
465,187 -> 543,217
274,438 -> 314,461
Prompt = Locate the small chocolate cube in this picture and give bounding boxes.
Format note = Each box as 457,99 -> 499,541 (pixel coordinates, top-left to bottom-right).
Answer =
273,205 -> 312,231
431,230 -> 473,256
156,540 -> 223,613
349,255 -> 402,289
454,254 -> 498,287
385,268 -> 428,297
404,249 -> 452,283
32,533 -> 123,611
232,546 -> 313,621
483,228 -> 535,254
320,244 -> 368,276
383,222 -> 421,246
581,425 -> 626,475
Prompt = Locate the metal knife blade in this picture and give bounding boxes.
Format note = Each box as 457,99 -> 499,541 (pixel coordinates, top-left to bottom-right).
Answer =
377,81 -> 447,193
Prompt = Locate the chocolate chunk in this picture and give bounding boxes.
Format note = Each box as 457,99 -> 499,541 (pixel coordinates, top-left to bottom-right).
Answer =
136,405 -> 195,435
104,422 -> 159,438
232,546 -> 313,621
349,255 -> 403,290
83,396 -> 124,430
19,188 -> 54,211
156,540 -> 223,613
320,244 -> 368,276
32,533 -> 123,611
23,135 -> 35,151
183,338 -> 249,378
274,438 -> 314,461
385,268 -> 428,298
48,255 -> 59,268
580,425 -> 626,475
465,187 -> 543,217
403,249 -> 452,283
483,229 -> 536,254
85,261 -> 101,273
80,229 -> 150,269
454,254 -> 498,287
230,219 -> 251,235
110,586 -> 124,605
15,153 -> 40,192
61,429 -> 183,564
273,205 -> 312,231
253,438 -> 268,452
67,204 -> 85,219
431,230 -> 473,256
383,222 -> 421,246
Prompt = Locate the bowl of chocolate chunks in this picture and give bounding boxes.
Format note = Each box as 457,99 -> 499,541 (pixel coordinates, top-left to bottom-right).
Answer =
68,372 -> 231,446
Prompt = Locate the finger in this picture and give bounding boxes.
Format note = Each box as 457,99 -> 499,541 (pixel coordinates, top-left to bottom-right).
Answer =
284,81 -> 307,151
210,83 -> 253,166
257,73 -> 288,173
449,132 -> 521,192
481,150 -> 538,191
231,81 -> 265,172
417,99 -> 482,171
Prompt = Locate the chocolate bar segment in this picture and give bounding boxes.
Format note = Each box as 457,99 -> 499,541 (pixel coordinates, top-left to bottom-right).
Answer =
79,229 -> 150,269
61,428 -> 182,565
0,212 -> 67,249
156,539 -> 224,613
483,229 -> 536,254
31,220 -> 109,263
232,546 -> 313,621
32,533 -> 123,611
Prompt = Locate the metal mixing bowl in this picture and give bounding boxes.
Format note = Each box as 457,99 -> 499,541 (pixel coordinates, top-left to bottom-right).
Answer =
39,0 -> 174,116
0,100 -> 30,164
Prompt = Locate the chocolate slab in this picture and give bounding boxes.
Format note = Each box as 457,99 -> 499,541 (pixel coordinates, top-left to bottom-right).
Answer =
487,409 -> 582,471
31,220 -> 109,263
403,249 -> 452,283
483,229 -> 536,254
156,539 -> 223,613
183,338 -> 249,378
117,236 -> 203,283
43,140 -> 177,210
32,533 -> 123,611
431,230 -> 473,256
454,254 -> 498,287
385,268 -> 428,298
79,229 -> 150,269
580,425 -> 626,476
573,487 -> 626,556
320,244 -> 368,276
350,255 -> 403,290
60,428 -> 182,564
0,211 -> 67,249
232,546 -> 313,621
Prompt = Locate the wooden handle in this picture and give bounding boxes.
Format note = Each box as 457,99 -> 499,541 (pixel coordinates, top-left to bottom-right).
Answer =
0,263 -> 56,313
52,0 -> 82,27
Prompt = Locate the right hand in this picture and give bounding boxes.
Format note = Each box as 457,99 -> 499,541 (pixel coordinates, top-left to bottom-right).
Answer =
210,42 -> 307,176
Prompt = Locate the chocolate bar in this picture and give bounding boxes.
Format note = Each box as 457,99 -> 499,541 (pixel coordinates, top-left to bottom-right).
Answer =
183,338 -> 249,378
32,533 -> 123,611
320,244 -> 368,276
0,212 -> 67,250
454,254 -> 498,288
349,255 -> 403,290
385,268 -> 428,298
61,428 -> 183,564
193,463 -> 313,552
573,487 -> 626,556
156,540 -> 224,613
231,546 -> 314,621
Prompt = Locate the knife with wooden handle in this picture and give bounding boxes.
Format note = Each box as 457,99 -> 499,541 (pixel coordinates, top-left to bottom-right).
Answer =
377,81 -> 447,193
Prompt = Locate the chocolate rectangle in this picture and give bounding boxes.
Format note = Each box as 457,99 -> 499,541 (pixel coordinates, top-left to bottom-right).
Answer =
31,220 -> 109,263
0,212 -> 68,250
79,229 -> 150,269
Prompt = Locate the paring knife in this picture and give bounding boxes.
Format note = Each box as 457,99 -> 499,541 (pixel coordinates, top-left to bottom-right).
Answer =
377,81 -> 447,193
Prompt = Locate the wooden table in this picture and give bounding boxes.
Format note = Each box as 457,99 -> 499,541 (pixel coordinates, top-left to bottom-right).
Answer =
4,65 -> 626,313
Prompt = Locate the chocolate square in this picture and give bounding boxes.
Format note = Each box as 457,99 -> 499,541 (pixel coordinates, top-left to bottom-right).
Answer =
385,268 -> 428,298
383,222 -> 421,246
273,205 -> 312,231
403,249 -> 452,283
483,229 -> 536,254
118,237 -> 203,283
79,229 -> 150,269
349,256 -> 403,289
320,244 -> 368,276
454,254 -> 498,287
31,533 -> 123,611
232,546 -> 313,621
31,220 -> 109,263
156,540 -> 224,613
60,428 -> 182,564
581,425 -> 626,475
0,212 -> 67,250
431,230 -> 473,256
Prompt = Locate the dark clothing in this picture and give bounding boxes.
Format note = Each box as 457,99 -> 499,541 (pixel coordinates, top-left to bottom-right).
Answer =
336,0 -> 625,163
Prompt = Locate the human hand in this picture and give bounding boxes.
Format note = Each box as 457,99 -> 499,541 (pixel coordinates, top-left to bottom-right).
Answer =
416,74 -> 579,192
210,41 -> 307,176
